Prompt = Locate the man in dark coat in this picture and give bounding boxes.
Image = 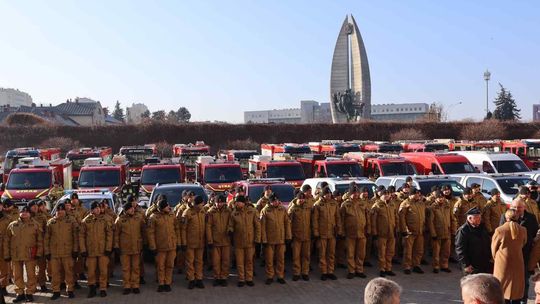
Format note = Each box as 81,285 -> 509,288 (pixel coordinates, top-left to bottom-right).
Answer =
455,207 -> 492,275
499,198 -> 539,304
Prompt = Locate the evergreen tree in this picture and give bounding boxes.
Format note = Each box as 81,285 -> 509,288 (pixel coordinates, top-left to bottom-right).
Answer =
141,110 -> 151,119
112,101 -> 125,121
493,84 -> 521,121
177,107 -> 191,123
167,110 -> 179,123
151,110 -> 166,121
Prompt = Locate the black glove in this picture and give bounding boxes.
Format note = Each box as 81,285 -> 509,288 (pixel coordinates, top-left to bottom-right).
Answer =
207,244 -> 214,250
176,245 -> 182,252
114,248 -> 121,256
81,252 -> 88,258
372,235 -> 378,241
4,258 -> 10,262
262,243 -> 268,248
401,232 -> 409,237
35,255 -> 42,260
45,254 -> 51,261
180,245 -> 187,252
432,236 -> 438,241
105,251 -> 112,257
149,250 -> 157,257
285,239 -> 292,245
337,235 -> 345,240
72,252 -> 79,259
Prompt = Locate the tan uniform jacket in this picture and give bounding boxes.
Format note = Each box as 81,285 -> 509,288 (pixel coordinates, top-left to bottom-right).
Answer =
260,205 -> 291,245
79,214 -> 113,257
181,206 -> 206,249
147,211 -> 180,251
427,201 -> 456,239
114,213 -> 145,255
453,198 -> 476,227
228,207 -> 260,248
45,216 -> 79,257
340,198 -> 370,239
4,218 -> 43,261
287,202 -> 311,242
482,197 -> 507,234
371,199 -> 397,238
205,206 -> 231,247
312,198 -> 342,239
398,198 -> 426,235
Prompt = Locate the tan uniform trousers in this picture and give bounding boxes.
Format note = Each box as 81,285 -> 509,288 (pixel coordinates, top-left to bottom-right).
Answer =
211,246 -> 230,280
87,256 -> 109,290
50,257 -> 74,292
235,247 -> 254,282
13,260 -> 37,295
377,237 -> 395,271
120,254 -> 140,289
346,237 -> 366,274
185,248 -> 204,281
291,240 -> 311,276
264,244 -> 285,279
0,260 -> 9,288
156,250 -> 176,285
318,238 -> 336,274
36,257 -> 48,286
431,238 -> 451,270
403,234 -> 424,270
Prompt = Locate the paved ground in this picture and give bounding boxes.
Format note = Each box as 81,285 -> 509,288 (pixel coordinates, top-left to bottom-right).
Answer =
2,254 -> 535,303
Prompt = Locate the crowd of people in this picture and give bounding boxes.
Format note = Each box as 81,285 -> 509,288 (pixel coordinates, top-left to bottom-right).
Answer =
1,177 -> 540,303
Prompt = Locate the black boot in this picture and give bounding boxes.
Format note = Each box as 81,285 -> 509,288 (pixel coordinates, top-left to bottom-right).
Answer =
13,294 -> 26,303
123,288 -> 131,295
68,291 -> 75,298
50,292 -> 61,300
87,285 -> 96,298
195,280 -> 205,289
25,294 -> 34,302
157,285 -> 164,292
188,281 -> 195,289
100,290 -> 107,297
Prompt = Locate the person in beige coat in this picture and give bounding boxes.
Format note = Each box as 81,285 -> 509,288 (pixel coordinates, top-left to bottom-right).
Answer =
492,209 -> 527,303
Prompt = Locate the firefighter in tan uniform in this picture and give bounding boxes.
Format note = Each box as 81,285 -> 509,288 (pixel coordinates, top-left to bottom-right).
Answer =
312,187 -> 342,280
228,195 -> 261,287
181,195 -> 207,289
0,203 -> 11,296
206,195 -> 231,287
371,190 -> 397,277
471,183 -> 487,211
396,183 -> 411,201
114,201 -> 145,295
340,185 -> 370,279
3,199 -> 19,222
70,193 -> 88,285
30,200 -> 51,292
256,185 -> 273,214
45,203 -> 78,300
79,201 -> 113,298
288,192 -> 312,281
4,205 -> 43,303
519,187 -> 540,223
334,190 -> 348,270
49,181 -> 64,203
426,191 -> 456,273
453,188 -> 476,227
482,189 -> 508,235
71,193 -> 89,222
99,200 -> 116,278
398,188 -> 426,274
260,194 -> 291,285
175,191 -> 193,274
147,199 -> 181,292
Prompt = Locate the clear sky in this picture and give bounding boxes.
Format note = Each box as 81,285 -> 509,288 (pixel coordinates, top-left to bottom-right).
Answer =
1,0 -> 539,122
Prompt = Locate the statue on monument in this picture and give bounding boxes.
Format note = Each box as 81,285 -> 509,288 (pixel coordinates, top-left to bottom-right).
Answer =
332,89 -> 365,122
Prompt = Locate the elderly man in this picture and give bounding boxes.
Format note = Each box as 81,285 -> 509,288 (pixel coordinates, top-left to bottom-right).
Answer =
455,207 -> 492,274
460,273 -> 504,304
364,277 -> 401,304
500,198 -> 539,304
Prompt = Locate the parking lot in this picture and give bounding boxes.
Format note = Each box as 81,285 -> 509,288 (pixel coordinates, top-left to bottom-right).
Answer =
2,255 -> 493,304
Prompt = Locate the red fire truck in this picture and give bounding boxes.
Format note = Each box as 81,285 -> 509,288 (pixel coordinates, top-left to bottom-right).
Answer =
401,142 -> 449,152
361,142 -> 403,153
344,152 -> 417,177
400,152 -> 476,175
3,147 -> 61,183
195,156 -> 242,193
1,157 -> 72,206
139,163 -> 186,195
296,154 -> 363,178
308,141 -> 361,156
76,156 -> 129,193
248,155 -> 305,188
450,140 -> 502,152
119,144 -> 157,181
218,150 -> 258,177
501,139 -> 540,169
173,141 -> 210,180
66,147 -> 113,179
261,143 -> 311,159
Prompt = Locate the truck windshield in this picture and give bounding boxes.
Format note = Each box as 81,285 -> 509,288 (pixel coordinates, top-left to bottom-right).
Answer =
67,156 -> 89,171
3,156 -> 25,172
334,146 -> 361,155
249,184 -> 295,203
266,165 -> 305,181
204,167 -> 242,183
497,178 -> 531,195
7,172 -> 52,190
492,160 -> 531,173
122,149 -> 153,167
79,170 -> 120,187
440,162 -> 476,174
424,144 -> 449,152
141,168 -> 181,185
326,163 -> 363,177
378,145 -> 403,153
380,163 -> 417,176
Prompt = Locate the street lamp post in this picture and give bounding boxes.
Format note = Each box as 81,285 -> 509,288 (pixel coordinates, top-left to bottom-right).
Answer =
483,70 -> 491,117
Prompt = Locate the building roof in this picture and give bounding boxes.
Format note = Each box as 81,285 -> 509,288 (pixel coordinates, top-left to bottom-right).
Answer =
105,115 -> 124,125
54,100 -> 101,116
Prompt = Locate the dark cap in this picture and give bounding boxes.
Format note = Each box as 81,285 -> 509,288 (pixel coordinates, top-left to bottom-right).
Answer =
348,183 -> 358,193
463,187 -> 472,195
465,207 -> 481,216
471,183 -> 480,188
433,190 -> 443,197
301,184 -> 311,192
442,185 -> 451,191
519,187 -> 531,195
376,185 -> 386,192
216,195 -> 226,203
264,185 -> 272,191
402,183 -> 410,188
269,193 -> 279,201
123,201 -> 133,211
322,187 -> 331,195
90,201 -> 100,210
28,201 -> 37,208
332,190 -> 341,197
3,199 -> 13,207
36,200 -> 45,206
158,200 -> 169,210
20,206 -> 31,213
361,187 -> 369,193
235,195 -> 246,203
405,176 -> 413,182
70,193 -> 78,199
194,195 -> 204,205
387,186 -> 396,193
431,185 -> 440,192
409,188 -> 419,195
296,192 -> 305,199
490,188 -> 500,196
56,203 -> 66,211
